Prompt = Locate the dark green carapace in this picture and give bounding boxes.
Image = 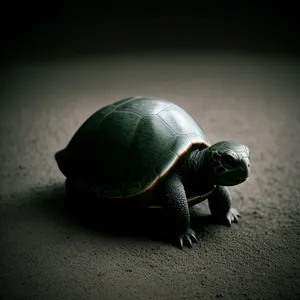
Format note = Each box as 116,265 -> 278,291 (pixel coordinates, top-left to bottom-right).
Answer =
55,96 -> 251,249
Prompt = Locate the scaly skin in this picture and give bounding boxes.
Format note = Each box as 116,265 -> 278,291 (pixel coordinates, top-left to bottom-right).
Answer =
208,185 -> 240,225
164,173 -> 198,248
65,141 -> 250,249
162,142 -> 249,249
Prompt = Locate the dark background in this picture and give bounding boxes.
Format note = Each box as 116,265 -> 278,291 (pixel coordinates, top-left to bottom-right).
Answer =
1,1 -> 299,63
1,2 -> 300,300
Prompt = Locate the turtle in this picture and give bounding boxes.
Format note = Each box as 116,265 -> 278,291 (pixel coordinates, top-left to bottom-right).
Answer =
55,96 -> 251,249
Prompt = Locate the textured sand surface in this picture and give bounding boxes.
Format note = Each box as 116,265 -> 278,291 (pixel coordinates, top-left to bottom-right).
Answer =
1,52 -> 300,300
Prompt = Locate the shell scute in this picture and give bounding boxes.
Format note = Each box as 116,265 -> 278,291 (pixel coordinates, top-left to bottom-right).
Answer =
56,97 -> 210,198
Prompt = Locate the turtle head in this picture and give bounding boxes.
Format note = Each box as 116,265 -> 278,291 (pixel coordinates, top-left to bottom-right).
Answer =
205,141 -> 250,186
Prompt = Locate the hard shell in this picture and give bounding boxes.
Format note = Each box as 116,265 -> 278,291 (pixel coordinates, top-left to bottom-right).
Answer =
55,96 -> 210,198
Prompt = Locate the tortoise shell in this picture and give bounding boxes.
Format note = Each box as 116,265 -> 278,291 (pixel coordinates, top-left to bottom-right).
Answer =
55,96 -> 210,198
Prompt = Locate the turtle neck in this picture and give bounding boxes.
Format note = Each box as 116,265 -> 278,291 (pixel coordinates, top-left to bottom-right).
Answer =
180,147 -> 215,196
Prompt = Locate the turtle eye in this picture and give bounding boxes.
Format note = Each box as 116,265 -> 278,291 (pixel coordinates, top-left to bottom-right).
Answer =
221,152 -> 239,169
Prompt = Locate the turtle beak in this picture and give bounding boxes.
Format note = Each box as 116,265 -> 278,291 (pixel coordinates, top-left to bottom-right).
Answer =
226,157 -> 250,184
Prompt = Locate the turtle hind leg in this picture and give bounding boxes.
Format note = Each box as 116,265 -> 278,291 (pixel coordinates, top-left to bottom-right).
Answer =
208,185 -> 240,226
65,177 -> 99,199
64,178 -> 100,217
64,178 -> 84,215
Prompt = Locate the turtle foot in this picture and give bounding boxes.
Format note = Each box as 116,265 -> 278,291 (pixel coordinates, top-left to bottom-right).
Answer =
213,208 -> 240,226
225,208 -> 240,226
176,228 -> 198,249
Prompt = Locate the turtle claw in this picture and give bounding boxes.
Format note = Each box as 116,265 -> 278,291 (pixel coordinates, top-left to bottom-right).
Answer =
179,236 -> 184,249
177,228 -> 198,249
190,232 -> 198,243
225,208 -> 240,226
186,235 -> 193,247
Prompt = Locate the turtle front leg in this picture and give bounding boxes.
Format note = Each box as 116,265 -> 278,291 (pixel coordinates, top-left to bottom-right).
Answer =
164,174 -> 198,249
208,185 -> 240,225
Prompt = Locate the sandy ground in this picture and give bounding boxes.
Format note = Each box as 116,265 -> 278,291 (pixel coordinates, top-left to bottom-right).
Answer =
1,51 -> 300,300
